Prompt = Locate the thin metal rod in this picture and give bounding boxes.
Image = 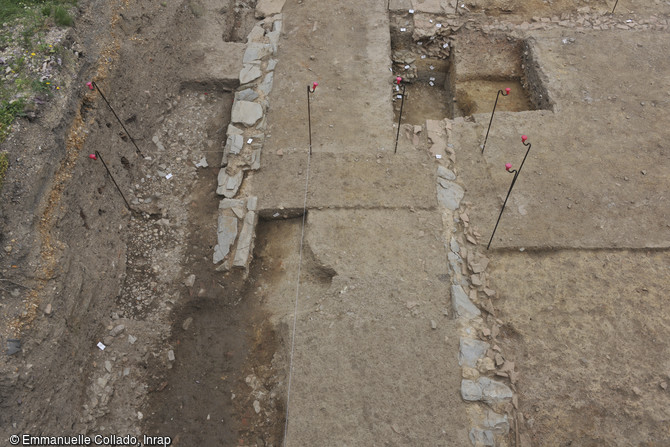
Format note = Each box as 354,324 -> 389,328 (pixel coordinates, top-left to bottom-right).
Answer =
307,85 -> 313,156
92,81 -> 144,158
394,83 -> 406,154
612,0 -> 619,13
482,89 -> 509,153
487,139 -> 532,250
95,151 -> 131,210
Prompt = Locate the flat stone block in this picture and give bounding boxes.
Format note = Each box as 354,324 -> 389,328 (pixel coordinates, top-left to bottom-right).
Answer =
213,215 -> 238,264
256,0 -> 286,18
240,64 -> 263,85
217,169 -> 244,198
233,211 -> 256,268
231,101 -> 263,127
452,284 -> 481,319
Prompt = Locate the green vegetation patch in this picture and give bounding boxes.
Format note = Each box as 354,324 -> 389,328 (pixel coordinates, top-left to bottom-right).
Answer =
0,0 -> 77,142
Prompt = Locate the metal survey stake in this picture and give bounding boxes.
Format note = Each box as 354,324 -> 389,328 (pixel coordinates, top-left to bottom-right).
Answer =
611,0 -> 619,13
307,82 -> 318,155
94,151 -> 131,210
482,88 -> 510,153
89,81 -> 145,158
487,135 -> 532,250
394,76 -> 406,154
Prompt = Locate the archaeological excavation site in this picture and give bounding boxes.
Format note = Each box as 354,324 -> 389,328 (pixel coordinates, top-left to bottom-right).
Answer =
1,0 -> 669,445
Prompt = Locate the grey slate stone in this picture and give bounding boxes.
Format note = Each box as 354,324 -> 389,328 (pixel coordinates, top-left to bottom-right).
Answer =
267,30 -> 280,55
213,215 -> 238,264
255,0 -> 286,18
216,169 -> 244,198
233,211 -> 256,268
480,410 -> 510,435
246,196 -> 258,211
247,25 -> 266,43
243,43 -> 272,63
219,199 -> 246,210
236,88 -> 259,102
250,148 -> 262,170
451,284 -> 481,319
267,59 -> 278,71
437,180 -> 465,210
437,166 -> 456,181
459,337 -> 490,368
479,377 -> 513,404
461,379 -> 482,401
469,428 -> 495,447
227,124 -> 244,135
225,134 -> 244,155
231,101 -> 263,127
240,64 -> 262,84
450,237 -> 460,253
259,72 -> 274,96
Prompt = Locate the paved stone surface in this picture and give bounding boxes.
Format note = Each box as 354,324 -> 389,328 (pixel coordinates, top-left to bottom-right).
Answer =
231,100 -> 263,127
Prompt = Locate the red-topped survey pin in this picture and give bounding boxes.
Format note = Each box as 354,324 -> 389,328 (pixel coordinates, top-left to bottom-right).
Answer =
86,81 -> 94,90
482,87 -> 512,153
488,135 -> 533,250
312,81 -> 318,91
396,76 -> 402,85
89,153 -> 97,160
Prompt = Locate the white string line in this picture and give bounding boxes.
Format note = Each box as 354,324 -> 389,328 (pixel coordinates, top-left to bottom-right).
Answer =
282,143 -> 312,447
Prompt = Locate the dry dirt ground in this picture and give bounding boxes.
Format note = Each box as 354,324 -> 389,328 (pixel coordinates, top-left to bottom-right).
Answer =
1,0 -> 670,446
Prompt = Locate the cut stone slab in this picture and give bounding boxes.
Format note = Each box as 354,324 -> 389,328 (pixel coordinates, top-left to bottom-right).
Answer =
437,180 -> 465,210
236,88 -> 259,102
213,215 -> 238,264
459,337 -> 490,368
225,134 -> 244,156
478,377 -> 514,404
461,379 -> 483,401
259,72 -> 274,96
240,64 -> 263,85
231,101 -> 263,127
267,59 -> 278,71
255,0 -> 286,18
227,124 -> 244,136
182,41 -> 245,91
247,25 -> 266,43
247,196 -> 258,211
219,199 -> 246,210
243,42 -> 272,63
216,169 -> 244,198
452,284 -> 481,319
267,30 -> 280,55
233,211 -> 256,268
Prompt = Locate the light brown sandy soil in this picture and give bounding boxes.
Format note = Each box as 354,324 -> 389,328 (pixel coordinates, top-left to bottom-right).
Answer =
1,0 -> 670,445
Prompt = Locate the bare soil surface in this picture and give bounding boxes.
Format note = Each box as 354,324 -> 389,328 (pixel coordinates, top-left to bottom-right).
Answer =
1,0 -> 670,445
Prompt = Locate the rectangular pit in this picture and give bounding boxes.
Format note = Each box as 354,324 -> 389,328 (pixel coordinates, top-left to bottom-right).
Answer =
390,17 -> 551,123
